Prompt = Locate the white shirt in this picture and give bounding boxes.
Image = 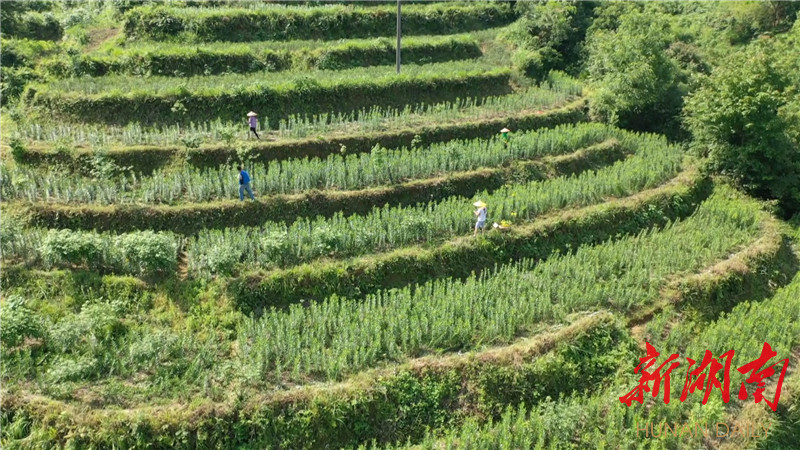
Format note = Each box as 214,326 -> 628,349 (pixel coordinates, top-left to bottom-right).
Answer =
477,207 -> 487,221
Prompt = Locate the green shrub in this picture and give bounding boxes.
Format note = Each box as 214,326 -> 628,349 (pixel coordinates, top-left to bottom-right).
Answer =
512,48 -> 561,82
49,302 -> 124,355
0,66 -> 40,106
0,296 -> 47,349
2,12 -> 63,41
586,11 -> 680,131
684,39 -> 800,216
46,355 -> 98,382
193,243 -> 240,276
8,137 -> 27,162
115,231 -> 178,275
40,229 -> 106,269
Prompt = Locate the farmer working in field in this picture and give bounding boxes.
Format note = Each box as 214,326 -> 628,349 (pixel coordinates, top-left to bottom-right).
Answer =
247,111 -> 260,139
238,165 -> 255,201
473,200 -> 487,235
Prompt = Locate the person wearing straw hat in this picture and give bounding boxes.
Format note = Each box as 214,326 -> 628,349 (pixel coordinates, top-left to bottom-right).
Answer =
500,127 -> 511,147
247,111 -> 260,139
473,200 -> 487,235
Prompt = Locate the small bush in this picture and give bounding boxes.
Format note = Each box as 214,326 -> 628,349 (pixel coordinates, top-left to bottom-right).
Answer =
46,356 -> 98,382
0,296 -> 47,349
9,137 -> 27,162
49,302 -> 123,354
196,244 -> 240,276
40,229 -> 106,269
115,231 -> 178,275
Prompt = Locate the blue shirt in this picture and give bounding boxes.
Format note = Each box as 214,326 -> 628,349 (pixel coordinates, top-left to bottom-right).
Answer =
239,170 -> 251,185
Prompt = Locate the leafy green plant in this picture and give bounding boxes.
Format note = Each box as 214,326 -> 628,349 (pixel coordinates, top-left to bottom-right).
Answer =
0,296 -> 47,349
8,137 -> 27,162
40,229 -> 106,269
115,231 -> 178,275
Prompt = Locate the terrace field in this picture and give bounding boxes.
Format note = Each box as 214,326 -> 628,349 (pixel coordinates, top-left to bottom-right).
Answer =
2,1 -> 800,449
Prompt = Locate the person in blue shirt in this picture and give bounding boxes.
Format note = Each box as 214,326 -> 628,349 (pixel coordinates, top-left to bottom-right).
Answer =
238,165 -> 255,201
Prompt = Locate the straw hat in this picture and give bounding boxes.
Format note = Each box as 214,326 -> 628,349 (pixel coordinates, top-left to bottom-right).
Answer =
247,111 -> 258,117
473,200 -> 487,207
500,128 -> 510,133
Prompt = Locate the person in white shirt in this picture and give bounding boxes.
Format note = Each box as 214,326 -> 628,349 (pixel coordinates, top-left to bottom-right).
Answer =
473,200 -> 487,235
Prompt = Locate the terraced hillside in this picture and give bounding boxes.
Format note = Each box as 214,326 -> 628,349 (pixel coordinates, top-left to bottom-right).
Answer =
2,1 -> 800,449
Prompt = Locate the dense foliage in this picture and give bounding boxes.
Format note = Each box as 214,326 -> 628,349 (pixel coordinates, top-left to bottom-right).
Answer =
684,22 -> 800,216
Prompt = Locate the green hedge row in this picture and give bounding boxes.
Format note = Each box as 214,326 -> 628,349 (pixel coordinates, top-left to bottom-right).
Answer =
48,36 -> 481,77
0,12 -> 62,41
0,314 -> 631,449
18,140 -> 624,235
123,3 -> 515,42
18,100 -> 586,174
26,69 -> 512,126
230,170 -> 711,314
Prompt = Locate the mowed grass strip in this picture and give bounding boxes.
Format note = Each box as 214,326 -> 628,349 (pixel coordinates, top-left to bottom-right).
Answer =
25,61 -> 512,125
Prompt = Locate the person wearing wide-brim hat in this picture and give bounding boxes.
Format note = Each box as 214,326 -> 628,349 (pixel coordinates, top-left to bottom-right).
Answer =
500,127 -> 511,146
473,200 -> 488,235
247,111 -> 260,139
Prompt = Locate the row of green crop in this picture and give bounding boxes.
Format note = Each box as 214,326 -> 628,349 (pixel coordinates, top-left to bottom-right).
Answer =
15,98 -> 585,176
122,3 -> 516,42
25,61 -> 512,126
13,139 -> 626,236
187,138 -> 683,277
3,123 -> 618,205
15,75 -> 581,147
48,35 -> 481,78
0,138 -> 670,274
392,218 -> 797,450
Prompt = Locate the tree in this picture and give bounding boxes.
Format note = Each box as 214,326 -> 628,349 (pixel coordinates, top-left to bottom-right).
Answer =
501,1 -> 595,79
586,11 -> 681,132
684,40 -> 800,215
